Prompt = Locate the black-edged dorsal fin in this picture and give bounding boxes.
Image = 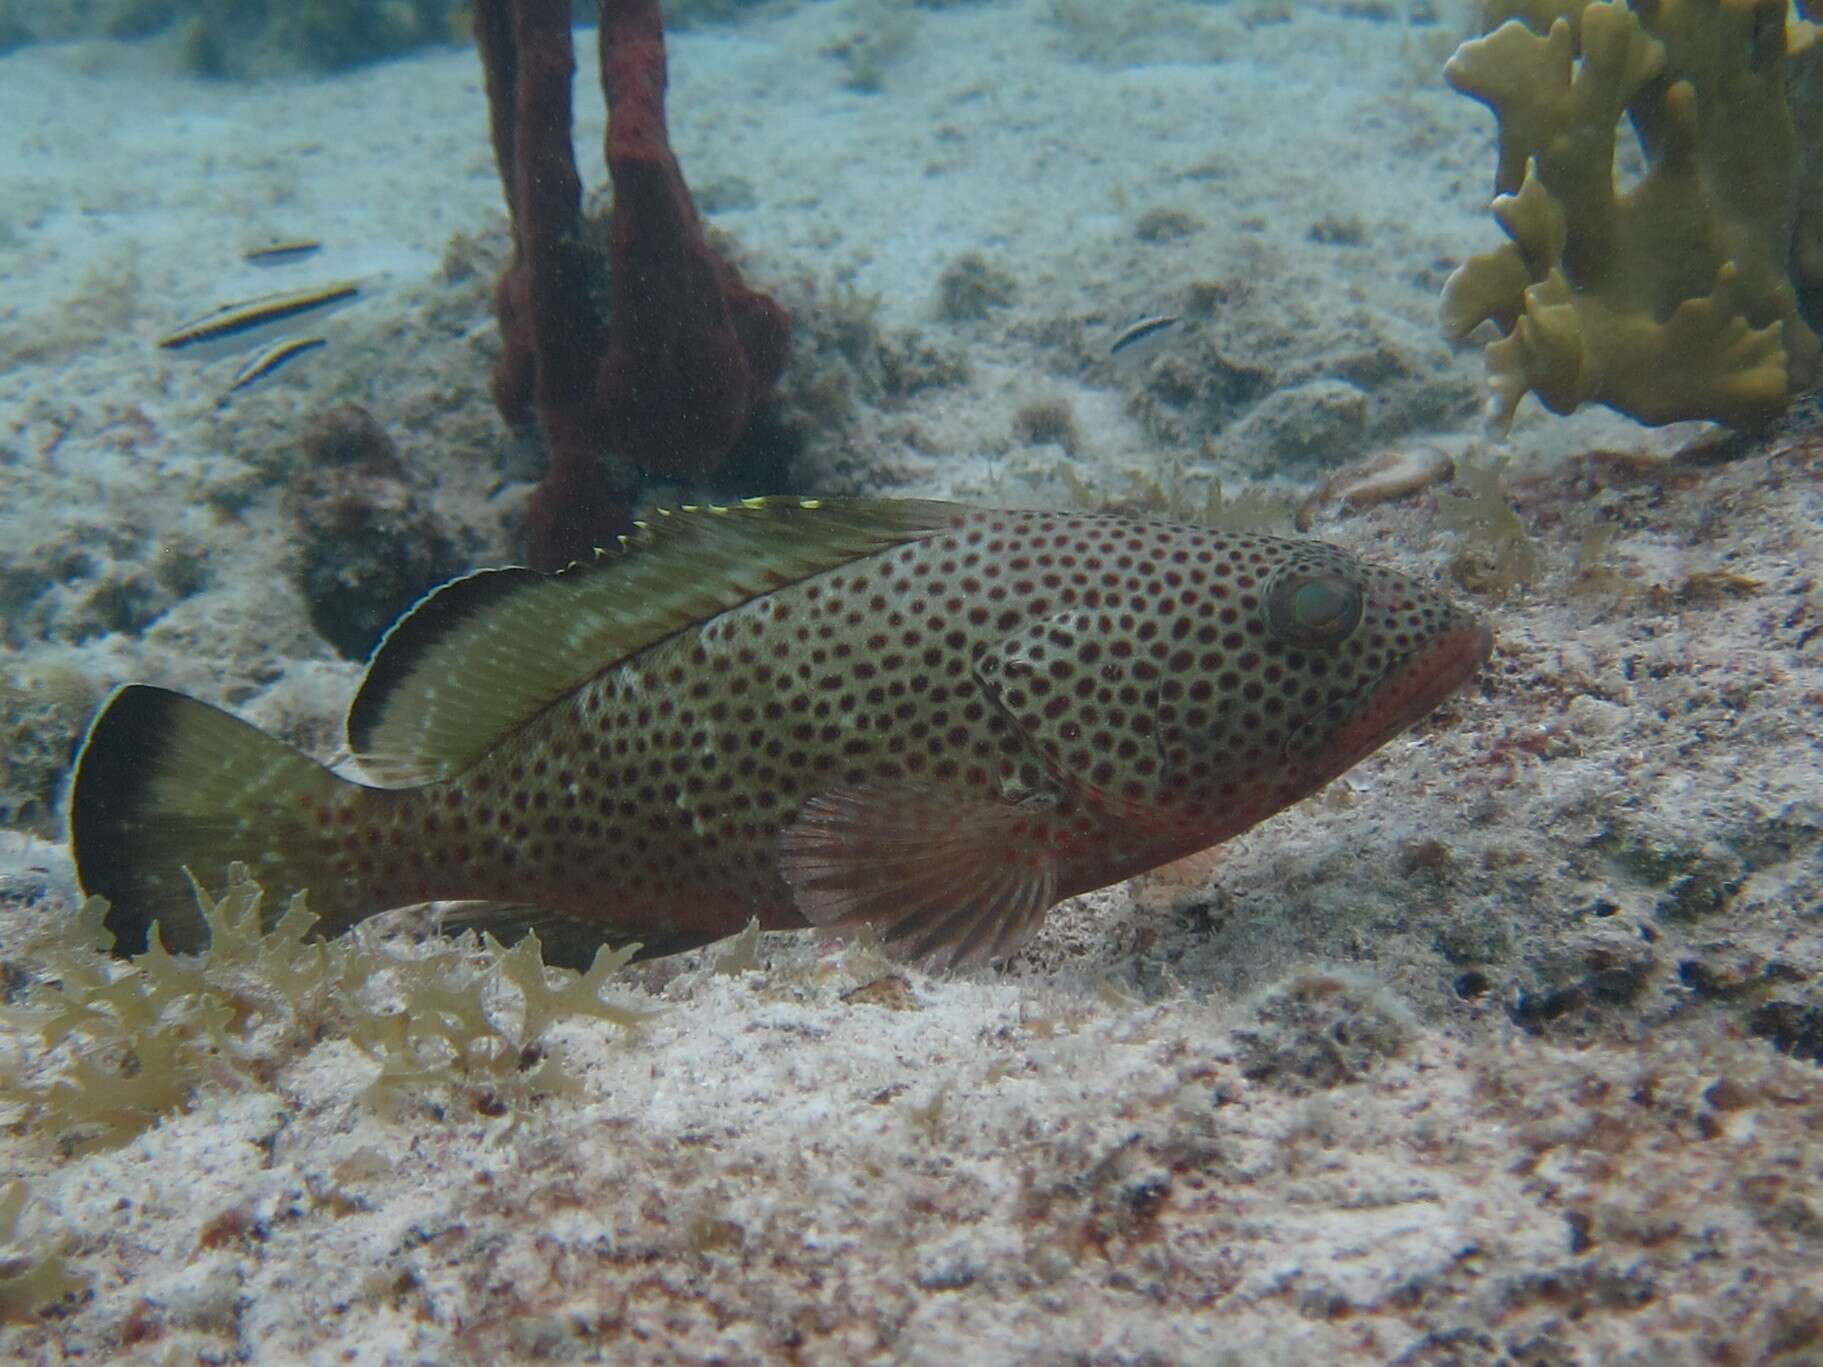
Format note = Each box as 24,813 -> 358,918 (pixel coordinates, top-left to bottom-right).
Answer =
346,497 -> 962,785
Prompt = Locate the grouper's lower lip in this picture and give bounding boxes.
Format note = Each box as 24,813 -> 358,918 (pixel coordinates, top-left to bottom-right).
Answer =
1293,620 -> 1493,778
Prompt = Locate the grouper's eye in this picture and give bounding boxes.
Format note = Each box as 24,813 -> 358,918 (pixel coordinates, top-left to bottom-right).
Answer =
1263,567 -> 1363,650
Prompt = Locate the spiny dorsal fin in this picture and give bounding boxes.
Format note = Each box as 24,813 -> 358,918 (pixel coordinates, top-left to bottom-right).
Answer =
347,497 -> 963,784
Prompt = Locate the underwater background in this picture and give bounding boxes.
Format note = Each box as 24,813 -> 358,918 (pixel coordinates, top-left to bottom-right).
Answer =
2,0 -> 1821,1361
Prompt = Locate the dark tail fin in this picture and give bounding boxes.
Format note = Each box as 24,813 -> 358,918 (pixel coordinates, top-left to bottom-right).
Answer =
70,685 -> 360,957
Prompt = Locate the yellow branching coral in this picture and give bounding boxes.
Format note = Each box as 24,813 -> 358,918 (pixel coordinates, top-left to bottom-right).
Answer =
1443,0 -> 1821,429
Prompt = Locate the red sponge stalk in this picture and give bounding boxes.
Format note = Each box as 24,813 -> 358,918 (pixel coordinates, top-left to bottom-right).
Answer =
475,0 -> 791,570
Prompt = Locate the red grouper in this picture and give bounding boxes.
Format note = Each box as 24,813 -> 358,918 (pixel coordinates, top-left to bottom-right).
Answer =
70,498 -> 1491,969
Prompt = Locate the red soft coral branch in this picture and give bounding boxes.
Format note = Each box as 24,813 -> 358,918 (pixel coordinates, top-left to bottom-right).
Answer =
475,0 -> 791,570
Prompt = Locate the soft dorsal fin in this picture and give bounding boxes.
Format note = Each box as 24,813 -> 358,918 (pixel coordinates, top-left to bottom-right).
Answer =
347,497 -> 962,784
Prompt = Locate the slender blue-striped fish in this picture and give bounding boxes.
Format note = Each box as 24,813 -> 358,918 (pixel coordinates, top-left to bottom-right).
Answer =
1109,313 -> 1181,369
158,280 -> 360,362
215,335 -> 327,406
242,239 -> 324,267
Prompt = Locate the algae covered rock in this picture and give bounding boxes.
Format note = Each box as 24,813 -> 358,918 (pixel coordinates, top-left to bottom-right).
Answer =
0,663 -> 100,837
1443,0 -> 1822,429
285,404 -> 469,662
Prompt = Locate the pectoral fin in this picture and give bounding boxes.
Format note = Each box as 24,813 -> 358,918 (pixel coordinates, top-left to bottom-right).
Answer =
779,786 -> 1058,968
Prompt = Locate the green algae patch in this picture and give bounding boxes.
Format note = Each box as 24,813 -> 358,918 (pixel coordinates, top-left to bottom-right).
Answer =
1592,823 -> 1748,925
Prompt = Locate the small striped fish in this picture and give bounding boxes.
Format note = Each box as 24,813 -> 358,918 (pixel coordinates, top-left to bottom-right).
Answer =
158,280 -> 360,361
242,239 -> 323,267
216,335 -> 327,406
1110,314 -> 1181,368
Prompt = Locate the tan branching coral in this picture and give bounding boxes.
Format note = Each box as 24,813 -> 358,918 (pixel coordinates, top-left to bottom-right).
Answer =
1443,0 -> 1821,429
0,867 -> 650,1152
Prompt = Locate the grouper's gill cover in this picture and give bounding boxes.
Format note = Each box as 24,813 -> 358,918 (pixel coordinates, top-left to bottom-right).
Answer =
70,497 -> 1491,969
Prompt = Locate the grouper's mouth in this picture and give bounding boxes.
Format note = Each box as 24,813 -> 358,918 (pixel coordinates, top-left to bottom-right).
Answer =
1286,620 -> 1493,782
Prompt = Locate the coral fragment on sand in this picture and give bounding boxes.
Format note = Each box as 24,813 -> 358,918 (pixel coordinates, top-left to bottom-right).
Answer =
1295,446 -> 1455,529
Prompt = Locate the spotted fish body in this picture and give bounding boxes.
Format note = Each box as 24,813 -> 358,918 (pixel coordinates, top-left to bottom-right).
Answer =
72,499 -> 1490,968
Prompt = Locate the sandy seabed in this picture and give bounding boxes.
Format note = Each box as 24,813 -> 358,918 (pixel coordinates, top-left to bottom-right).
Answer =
2,1 -> 1821,1362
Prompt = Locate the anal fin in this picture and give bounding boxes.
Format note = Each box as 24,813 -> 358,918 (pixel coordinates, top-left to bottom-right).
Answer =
779,786 -> 1059,968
